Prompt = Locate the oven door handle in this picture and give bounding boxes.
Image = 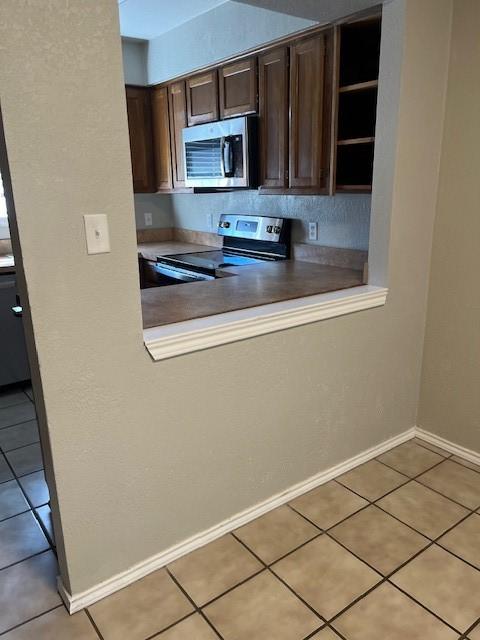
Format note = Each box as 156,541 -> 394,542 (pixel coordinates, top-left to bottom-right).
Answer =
220,137 -> 233,177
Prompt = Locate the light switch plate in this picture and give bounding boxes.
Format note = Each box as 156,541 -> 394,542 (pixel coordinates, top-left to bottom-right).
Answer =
144,212 -> 153,226
308,221 -> 318,241
84,214 -> 110,255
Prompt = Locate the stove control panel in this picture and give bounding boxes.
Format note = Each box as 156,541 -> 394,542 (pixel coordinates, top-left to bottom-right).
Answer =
217,214 -> 286,243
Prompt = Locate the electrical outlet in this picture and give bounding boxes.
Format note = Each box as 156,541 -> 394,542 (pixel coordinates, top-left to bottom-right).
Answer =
84,214 -> 110,255
144,212 -> 153,227
308,221 -> 318,241
206,213 -> 214,231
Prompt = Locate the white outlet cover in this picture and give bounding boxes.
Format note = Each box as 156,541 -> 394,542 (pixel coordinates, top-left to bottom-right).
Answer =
308,222 -> 318,241
84,214 -> 110,255
144,212 -> 153,226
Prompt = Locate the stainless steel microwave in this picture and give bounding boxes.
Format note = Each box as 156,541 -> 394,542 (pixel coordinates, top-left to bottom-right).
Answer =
182,116 -> 255,188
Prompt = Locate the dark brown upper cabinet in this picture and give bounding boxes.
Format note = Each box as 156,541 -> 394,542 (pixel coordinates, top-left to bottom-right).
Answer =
125,86 -> 155,193
219,58 -> 257,119
186,70 -> 219,126
151,86 -> 173,191
258,47 -> 289,190
168,81 -> 188,188
289,33 -> 328,191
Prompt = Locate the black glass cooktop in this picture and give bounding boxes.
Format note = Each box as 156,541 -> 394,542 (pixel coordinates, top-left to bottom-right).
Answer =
159,250 -> 264,271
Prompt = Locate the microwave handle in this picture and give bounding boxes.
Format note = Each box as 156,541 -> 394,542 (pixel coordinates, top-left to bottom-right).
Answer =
221,137 -> 233,177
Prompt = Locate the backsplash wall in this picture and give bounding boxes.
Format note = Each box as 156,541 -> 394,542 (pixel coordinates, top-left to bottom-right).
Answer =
168,192 -> 371,250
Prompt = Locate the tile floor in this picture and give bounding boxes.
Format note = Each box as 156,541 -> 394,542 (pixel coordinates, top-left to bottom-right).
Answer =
1,390 -> 480,639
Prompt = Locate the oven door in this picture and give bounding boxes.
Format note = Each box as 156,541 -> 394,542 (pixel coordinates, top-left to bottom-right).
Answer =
183,116 -> 253,188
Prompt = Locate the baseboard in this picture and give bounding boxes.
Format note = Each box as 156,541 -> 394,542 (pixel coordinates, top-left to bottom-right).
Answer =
415,426 -> 480,466
59,425 -> 415,613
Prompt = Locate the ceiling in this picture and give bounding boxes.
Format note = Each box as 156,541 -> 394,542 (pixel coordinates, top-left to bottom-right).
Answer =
118,0 -> 229,40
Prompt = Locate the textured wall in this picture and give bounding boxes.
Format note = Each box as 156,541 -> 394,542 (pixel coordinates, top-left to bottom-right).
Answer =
122,38 -> 147,85
169,192 -> 371,250
147,2 -> 315,84
134,194 -> 173,230
0,0 -> 452,598
418,0 -> 480,451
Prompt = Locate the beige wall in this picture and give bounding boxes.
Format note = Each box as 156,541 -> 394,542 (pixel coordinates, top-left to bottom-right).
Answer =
0,0 -> 452,596
418,0 -> 480,451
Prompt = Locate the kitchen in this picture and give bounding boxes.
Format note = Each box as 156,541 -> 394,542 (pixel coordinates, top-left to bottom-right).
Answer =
123,3 -> 381,351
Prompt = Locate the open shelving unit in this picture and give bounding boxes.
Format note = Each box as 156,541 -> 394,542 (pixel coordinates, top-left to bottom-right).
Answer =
333,15 -> 382,193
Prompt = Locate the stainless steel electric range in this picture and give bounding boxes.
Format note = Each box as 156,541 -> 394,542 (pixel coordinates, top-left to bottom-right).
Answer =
154,214 -> 291,286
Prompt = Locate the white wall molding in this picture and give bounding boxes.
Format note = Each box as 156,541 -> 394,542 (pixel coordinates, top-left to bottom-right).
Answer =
415,426 -> 480,467
144,285 -> 388,361
59,422 -> 413,613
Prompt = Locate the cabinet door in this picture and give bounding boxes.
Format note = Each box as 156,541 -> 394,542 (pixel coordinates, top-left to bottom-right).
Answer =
219,58 -> 257,119
168,81 -> 188,188
258,47 -> 288,190
151,87 -> 173,191
186,71 -> 219,125
289,34 -> 326,189
125,86 -> 155,193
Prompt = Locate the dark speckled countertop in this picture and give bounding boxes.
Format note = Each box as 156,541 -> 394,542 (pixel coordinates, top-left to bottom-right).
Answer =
141,257 -> 364,329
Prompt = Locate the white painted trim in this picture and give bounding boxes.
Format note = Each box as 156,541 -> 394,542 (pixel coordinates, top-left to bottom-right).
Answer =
144,285 -> 388,361
415,426 -> 480,467
59,423 -> 413,613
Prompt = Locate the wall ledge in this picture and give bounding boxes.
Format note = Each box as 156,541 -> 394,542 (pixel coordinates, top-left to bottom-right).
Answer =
143,285 -> 389,361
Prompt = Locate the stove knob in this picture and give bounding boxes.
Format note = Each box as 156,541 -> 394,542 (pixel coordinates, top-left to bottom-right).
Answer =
274,225 -> 281,234
223,221 -> 230,228
266,225 -> 273,233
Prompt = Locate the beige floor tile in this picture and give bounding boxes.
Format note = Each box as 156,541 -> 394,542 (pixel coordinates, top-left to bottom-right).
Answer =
0,455 -> 14,483
330,505 -> 429,575
272,535 -> 380,619
2,606 -> 98,639
18,470 -> 49,507
0,420 -> 39,452
391,545 -> 480,632
0,403 -> 36,429
0,511 -> 49,569
438,513 -> 480,569
289,480 -> 368,529
311,628 -> 341,639
0,389 -> 29,410
168,534 -> 262,606
418,460 -> 480,509
234,505 -> 318,564
377,481 -> 468,538
0,551 -> 61,634
35,505 -> 55,544
451,455 -> 480,472
155,614 -> 218,639
337,460 -> 408,501
204,570 -> 320,640
5,443 -> 43,477
0,479 -> 29,520
413,438 -> 451,457
88,568 -> 193,640
469,622 -> 480,639
333,582 -> 457,640
377,441 -> 444,477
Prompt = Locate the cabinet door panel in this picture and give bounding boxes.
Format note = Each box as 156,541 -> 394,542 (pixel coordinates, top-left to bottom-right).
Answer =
258,47 -> 288,189
289,35 -> 326,188
219,58 -> 257,118
186,71 -> 219,125
151,86 -> 173,191
168,81 -> 188,188
125,86 -> 155,193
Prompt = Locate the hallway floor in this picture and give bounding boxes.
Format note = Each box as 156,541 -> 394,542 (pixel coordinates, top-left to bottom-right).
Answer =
1,390 -> 480,639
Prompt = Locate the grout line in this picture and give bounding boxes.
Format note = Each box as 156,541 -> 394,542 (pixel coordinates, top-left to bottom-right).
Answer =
459,616 -> 480,640
0,548 -> 52,575
0,415 -> 38,431
146,612 -> 198,640
0,604 -> 63,637
0,505 -> 32,524
165,568 -> 225,640
0,438 -> 41,456
84,608 -> 105,640
412,438 -> 453,458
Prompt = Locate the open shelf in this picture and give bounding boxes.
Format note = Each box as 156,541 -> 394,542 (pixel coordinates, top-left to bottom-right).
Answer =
334,15 -> 381,193
337,137 -> 375,146
339,80 -> 378,93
